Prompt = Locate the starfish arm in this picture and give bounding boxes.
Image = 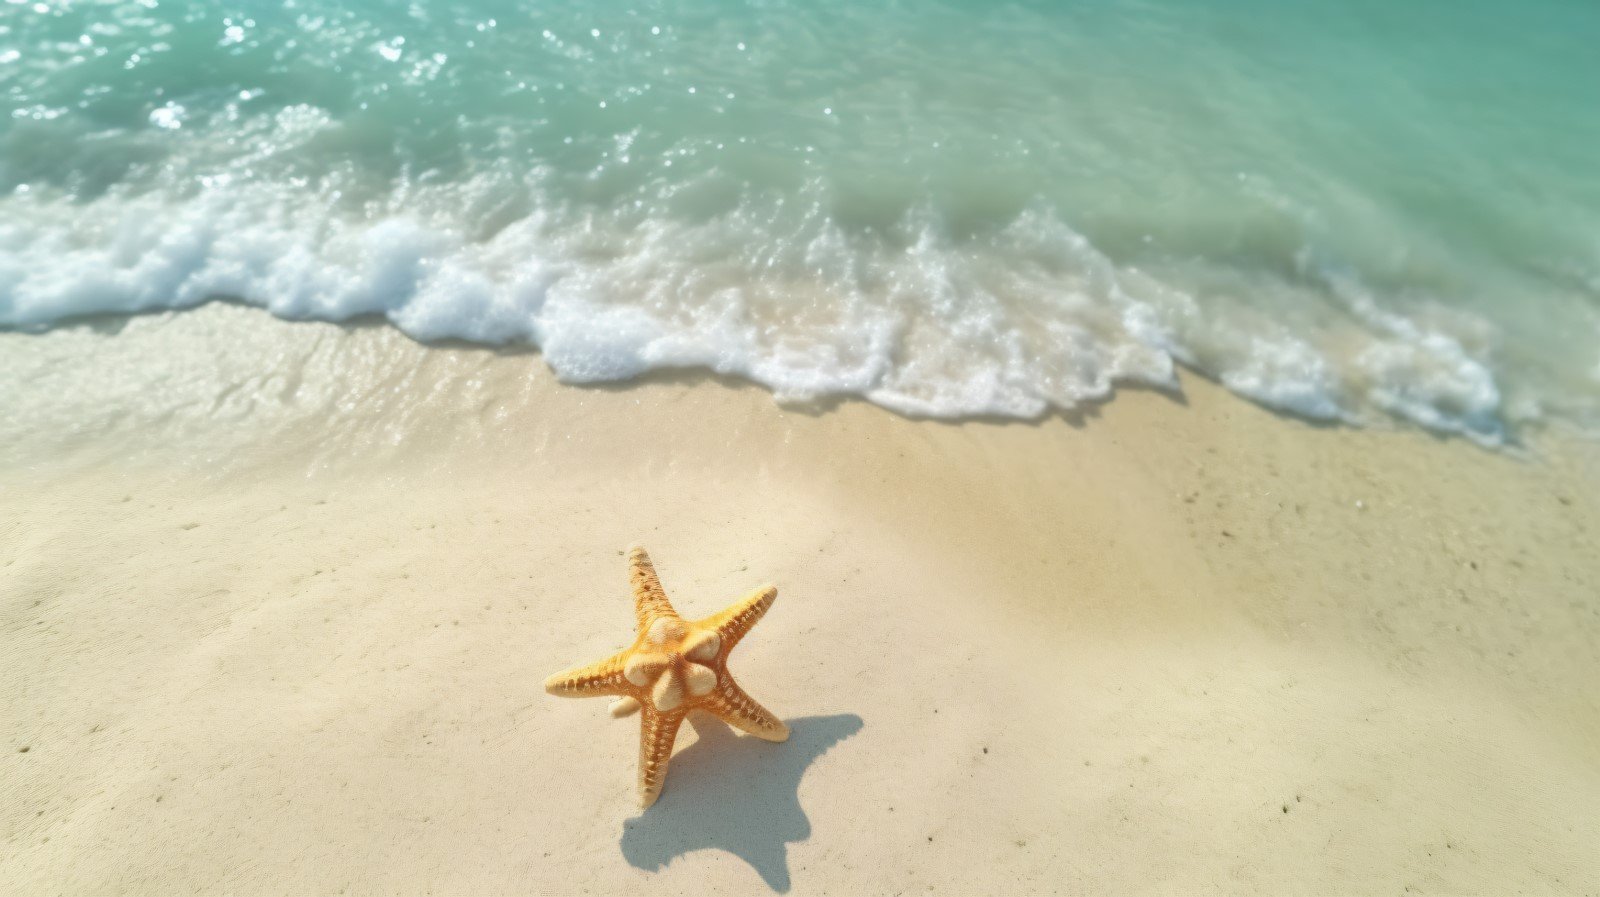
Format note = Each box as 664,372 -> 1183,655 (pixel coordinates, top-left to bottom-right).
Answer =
638,706 -> 685,808
703,675 -> 789,742
628,545 -> 681,630
700,584 -> 778,653
543,650 -> 632,699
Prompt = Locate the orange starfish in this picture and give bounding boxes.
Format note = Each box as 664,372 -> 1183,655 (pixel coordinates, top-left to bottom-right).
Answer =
544,546 -> 789,808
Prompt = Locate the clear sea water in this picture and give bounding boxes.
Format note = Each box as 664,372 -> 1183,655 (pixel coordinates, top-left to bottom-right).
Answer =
3,0 -> 1598,442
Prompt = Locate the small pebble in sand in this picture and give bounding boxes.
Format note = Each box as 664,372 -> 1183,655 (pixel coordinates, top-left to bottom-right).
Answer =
18,746 -> 29,753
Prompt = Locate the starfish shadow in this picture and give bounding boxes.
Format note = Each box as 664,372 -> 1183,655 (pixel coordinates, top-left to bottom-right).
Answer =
619,712 -> 864,893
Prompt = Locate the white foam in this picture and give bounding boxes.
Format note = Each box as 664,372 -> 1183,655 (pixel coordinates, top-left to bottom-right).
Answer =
0,175 -> 1527,442
1219,337 -> 1345,423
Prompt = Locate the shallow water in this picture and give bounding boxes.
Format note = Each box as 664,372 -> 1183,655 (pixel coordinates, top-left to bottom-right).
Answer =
3,0 -> 1598,441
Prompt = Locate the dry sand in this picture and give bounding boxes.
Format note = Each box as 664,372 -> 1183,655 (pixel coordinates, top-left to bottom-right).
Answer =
3,304 -> 1599,894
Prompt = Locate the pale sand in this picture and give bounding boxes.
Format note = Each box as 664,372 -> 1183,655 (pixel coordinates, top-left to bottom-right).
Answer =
3,304 -> 1599,894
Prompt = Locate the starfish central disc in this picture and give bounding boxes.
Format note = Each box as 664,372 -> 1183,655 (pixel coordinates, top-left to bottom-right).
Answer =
543,546 -> 790,808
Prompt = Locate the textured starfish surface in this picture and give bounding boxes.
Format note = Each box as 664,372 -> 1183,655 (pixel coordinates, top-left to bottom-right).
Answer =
544,546 -> 789,808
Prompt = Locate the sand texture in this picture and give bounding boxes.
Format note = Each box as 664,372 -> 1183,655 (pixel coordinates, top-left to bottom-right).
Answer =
4,305 -> 1600,894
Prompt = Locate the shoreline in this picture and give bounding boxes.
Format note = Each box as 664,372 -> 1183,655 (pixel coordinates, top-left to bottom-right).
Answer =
2,297 -> 1577,462
3,304 -> 1599,894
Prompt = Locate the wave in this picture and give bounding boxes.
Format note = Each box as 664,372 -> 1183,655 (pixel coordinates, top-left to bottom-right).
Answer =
1,163 -> 1524,444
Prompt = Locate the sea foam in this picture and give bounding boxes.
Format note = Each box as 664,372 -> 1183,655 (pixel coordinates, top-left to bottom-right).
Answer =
0,171 -> 1517,443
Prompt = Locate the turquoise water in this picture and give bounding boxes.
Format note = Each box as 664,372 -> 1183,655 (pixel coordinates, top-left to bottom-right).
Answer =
3,0 -> 1598,441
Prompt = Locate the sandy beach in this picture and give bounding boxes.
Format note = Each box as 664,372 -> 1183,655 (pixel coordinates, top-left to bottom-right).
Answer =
3,303 -> 1599,894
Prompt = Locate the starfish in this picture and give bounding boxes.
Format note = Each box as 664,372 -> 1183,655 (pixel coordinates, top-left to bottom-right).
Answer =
544,546 -> 789,808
